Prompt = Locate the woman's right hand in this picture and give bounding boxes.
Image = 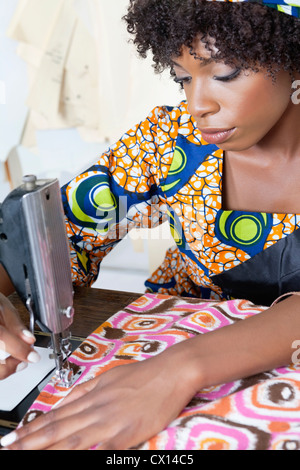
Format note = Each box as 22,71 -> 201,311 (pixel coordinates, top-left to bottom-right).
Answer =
0,294 -> 40,380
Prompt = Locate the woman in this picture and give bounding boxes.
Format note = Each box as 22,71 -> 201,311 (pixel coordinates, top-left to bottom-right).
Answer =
1,0 -> 300,450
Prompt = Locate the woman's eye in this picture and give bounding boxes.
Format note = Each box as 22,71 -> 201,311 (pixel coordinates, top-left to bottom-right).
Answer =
173,68 -> 241,89
213,68 -> 241,82
173,76 -> 191,89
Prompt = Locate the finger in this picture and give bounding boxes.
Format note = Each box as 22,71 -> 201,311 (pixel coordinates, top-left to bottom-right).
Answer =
0,357 -> 27,380
47,422 -> 131,451
2,376 -> 109,450
20,329 -> 36,345
2,379 -> 99,448
5,406 -> 101,450
47,423 -> 105,450
1,379 -> 100,449
0,294 -> 35,345
0,326 -> 40,365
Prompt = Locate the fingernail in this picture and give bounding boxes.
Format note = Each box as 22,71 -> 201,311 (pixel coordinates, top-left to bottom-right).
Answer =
0,431 -> 17,447
22,330 -> 35,342
16,362 -> 28,373
27,350 -> 41,364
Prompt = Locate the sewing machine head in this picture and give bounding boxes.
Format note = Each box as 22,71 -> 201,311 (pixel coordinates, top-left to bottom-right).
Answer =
0,175 -> 75,387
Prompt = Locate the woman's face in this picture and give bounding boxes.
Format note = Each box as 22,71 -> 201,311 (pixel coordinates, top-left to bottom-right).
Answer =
172,39 -> 294,151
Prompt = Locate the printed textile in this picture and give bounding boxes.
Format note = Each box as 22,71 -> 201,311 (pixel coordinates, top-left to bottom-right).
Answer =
209,0 -> 300,18
21,294 -> 300,450
61,102 -> 300,306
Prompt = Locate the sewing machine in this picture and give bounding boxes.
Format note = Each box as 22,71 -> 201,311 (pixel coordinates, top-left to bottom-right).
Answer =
0,175 -> 75,388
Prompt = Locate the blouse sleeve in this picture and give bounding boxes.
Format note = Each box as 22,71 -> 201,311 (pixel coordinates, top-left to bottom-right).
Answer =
61,105 -> 171,287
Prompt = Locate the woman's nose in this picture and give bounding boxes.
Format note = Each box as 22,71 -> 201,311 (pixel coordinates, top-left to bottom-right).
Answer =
187,83 -> 219,119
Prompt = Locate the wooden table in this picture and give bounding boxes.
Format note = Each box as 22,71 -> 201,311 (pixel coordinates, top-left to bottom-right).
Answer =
0,287 -> 141,436
9,286 -> 141,340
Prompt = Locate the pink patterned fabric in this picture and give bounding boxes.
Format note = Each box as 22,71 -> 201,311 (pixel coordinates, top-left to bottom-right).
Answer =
21,294 -> 300,450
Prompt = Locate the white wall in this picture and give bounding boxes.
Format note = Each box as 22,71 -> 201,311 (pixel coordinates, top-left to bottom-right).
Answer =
0,0 -> 27,199
0,0 -> 179,292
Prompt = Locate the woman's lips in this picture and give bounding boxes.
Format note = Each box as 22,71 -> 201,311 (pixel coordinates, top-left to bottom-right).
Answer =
199,127 -> 236,144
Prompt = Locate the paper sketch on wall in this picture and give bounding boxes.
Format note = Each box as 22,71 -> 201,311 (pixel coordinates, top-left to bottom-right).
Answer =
7,0 -> 182,150
5,0 -> 178,265
7,0 -> 99,148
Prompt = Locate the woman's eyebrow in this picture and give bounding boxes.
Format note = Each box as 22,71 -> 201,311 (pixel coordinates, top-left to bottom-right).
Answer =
170,60 -> 187,72
171,57 -> 214,69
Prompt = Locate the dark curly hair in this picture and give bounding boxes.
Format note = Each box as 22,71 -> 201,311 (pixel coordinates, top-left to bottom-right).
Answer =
123,0 -> 300,80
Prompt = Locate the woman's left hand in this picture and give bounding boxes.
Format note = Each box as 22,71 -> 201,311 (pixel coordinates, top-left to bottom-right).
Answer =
1,347 -> 197,450
0,294 -> 38,380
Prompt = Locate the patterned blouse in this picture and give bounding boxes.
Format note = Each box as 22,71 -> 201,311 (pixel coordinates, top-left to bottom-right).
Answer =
61,101 -> 300,306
